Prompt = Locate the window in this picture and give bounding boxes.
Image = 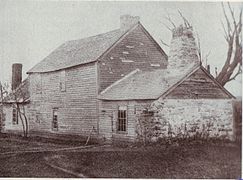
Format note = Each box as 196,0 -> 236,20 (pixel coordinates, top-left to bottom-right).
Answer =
36,113 -> 41,124
12,107 -> 18,125
60,70 -> 66,92
117,106 -> 127,132
35,74 -> 42,93
52,109 -> 58,131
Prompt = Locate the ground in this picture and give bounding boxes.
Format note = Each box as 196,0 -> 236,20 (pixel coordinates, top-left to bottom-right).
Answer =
0,134 -> 241,178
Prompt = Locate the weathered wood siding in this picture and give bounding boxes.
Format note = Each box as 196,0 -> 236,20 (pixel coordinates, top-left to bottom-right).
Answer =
98,100 -> 152,142
3,104 -> 29,133
166,68 -> 231,99
98,24 -> 168,92
28,62 -> 98,136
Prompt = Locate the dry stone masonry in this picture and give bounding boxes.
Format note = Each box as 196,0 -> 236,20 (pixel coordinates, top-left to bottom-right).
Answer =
168,25 -> 200,71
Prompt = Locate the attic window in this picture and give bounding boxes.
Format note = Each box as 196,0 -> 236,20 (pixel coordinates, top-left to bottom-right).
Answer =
150,63 -> 160,67
35,74 -> 42,94
60,70 -> 66,92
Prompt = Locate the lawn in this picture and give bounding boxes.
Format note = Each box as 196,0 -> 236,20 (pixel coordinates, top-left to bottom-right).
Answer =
48,143 -> 241,178
0,134 -> 85,153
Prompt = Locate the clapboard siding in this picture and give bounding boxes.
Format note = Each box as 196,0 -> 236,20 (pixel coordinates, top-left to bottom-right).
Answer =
166,68 -> 231,99
3,104 -> 28,133
28,62 -> 98,136
99,100 -> 152,141
98,24 -> 168,92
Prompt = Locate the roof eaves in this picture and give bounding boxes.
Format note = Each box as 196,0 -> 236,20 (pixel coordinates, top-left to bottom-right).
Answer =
99,97 -> 157,101
200,66 -> 235,99
27,59 -> 97,74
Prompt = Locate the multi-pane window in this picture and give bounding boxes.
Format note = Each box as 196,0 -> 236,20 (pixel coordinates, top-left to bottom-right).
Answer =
52,109 -> 58,131
12,107 -> 18,125
117,106 -> 127,132
60,70 -> 66,92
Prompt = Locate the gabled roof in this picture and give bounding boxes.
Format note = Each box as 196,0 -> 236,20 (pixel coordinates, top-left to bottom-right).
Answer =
27,22 -> 167,73
98,64 -> 198,100
28,29 -> 125,73
98,64 -> 235,101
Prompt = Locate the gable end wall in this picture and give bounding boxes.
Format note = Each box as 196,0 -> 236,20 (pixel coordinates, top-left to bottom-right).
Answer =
98,25 -> 168,92
166,68 -> 231,99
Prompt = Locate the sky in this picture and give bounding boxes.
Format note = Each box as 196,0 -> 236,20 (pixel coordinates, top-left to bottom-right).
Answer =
0,0 -> 242,96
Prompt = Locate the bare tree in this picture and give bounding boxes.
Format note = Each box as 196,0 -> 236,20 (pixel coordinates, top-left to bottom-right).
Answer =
0,82 -> 10,133
161,3 -> 242,86
0,80 -> 29,137
13,84 -> 29,138
216,2 -> 242,86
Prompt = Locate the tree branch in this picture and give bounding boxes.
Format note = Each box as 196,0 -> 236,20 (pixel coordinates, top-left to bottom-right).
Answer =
228,65 -> 242,82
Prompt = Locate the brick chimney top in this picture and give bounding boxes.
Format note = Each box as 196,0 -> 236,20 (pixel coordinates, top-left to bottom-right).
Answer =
168,25 -> 200,70
12,63 -> 22,91
120,15 -> 140,32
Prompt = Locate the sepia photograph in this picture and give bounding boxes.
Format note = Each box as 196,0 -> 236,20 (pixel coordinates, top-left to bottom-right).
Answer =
0,0 -> 242,179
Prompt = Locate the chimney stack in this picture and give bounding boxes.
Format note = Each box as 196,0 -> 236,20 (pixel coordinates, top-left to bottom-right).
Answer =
207,65 -> 210,74
120,15 -> 140,32
12,63 -> 22,91
168,25 -> 200,70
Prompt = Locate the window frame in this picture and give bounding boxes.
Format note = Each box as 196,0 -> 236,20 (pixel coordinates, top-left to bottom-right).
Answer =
52,109 -> 58,131
12,106 -> 18,125
117,106 -> 128,133
60,70 -> 66,92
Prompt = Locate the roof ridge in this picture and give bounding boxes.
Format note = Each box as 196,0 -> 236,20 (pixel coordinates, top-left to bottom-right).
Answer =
65,28 -> 121,44
99,69 -> 140,95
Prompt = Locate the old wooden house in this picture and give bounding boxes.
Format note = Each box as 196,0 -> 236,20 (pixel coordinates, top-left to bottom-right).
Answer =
2,15 -> 235,142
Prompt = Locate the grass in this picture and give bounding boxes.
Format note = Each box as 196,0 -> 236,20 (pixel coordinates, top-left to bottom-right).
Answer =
0,133 -> 87,153
49,143 -> 241,178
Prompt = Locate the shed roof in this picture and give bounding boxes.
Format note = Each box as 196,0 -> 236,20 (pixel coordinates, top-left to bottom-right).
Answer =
99,64 -> 198,100
27,29 -> 125,73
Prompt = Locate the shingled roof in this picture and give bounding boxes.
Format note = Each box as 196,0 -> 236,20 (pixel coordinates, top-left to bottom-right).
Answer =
98,64 -> 199,100
27,29 -> 125,73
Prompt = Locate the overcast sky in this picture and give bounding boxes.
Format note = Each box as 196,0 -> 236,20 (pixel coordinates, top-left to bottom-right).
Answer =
0,0 -> 242,96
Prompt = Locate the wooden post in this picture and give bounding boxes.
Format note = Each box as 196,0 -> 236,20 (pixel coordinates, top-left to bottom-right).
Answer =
85,126 -> 95,146
0,82 -> 3,133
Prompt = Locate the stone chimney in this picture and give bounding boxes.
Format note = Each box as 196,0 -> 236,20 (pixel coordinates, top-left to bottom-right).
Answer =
12,63 -> 22,91
168,25 -> 200,70
120,15 -> 140,32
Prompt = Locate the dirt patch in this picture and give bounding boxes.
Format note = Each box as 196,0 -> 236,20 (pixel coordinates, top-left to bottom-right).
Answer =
46,143 -> 241,178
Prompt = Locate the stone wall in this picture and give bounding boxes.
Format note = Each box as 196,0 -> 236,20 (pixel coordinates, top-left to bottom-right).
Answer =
168,25 -> 200,70
149,99 -> 234,140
